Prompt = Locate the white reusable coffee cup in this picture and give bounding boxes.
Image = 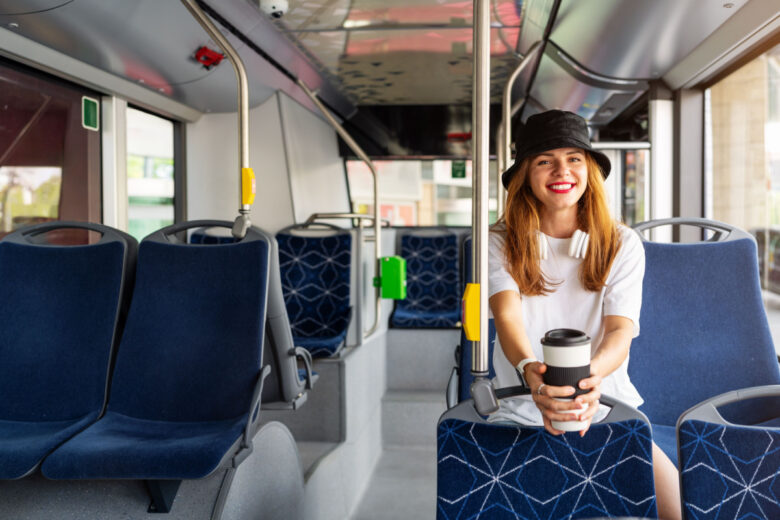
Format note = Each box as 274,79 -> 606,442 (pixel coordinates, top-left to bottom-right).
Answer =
541,329 -> 591,432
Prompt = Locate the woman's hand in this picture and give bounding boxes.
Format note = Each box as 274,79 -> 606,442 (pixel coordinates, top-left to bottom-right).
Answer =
524,362 -> 588,436
572,374 -> 602,437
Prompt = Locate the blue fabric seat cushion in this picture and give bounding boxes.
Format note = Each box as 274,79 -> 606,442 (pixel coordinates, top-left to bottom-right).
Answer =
678,420 -> 780,519
391,307 -> 461,328
293,328 -> 347,358
652,415 -> 779,472
759,416 -> 780,427
0,241 -> 125,422
629,239 -> 780,425
278,232 -> 352,343
437,418 -> 657,519
394,233 -> 460,330
106,239 -> 268,423
42,411 -> 245,480
0,413 -> 97,479
651,423 -> 678,468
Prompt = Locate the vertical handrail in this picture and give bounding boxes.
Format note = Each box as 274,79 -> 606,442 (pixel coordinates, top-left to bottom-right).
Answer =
295,80 -> 383,337
355,220 -> 364,346
496,123 -> 505,200
496,41 -> 543,217
472,0 -> 490,378
180,0 -> 253,238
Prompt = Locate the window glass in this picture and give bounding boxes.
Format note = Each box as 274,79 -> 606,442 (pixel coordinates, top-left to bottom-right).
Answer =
346,159 -> 497,226
622,149 -> 649,227
126,108 -> 175,241
0,166 -> 60,231
0,60 -> 101,242
706,42 -> 780,356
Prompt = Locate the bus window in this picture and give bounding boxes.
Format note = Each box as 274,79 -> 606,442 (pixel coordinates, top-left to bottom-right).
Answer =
622,149 -> 649,227
0,60 -> 101,242
346,159 -> 497,226
706,42 -> 780,293
126,108 -> 175,241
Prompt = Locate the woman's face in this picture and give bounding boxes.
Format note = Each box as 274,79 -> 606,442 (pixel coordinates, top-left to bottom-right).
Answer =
527,147 -> 588,214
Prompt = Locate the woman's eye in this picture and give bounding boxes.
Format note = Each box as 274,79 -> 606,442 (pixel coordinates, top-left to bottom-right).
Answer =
569,157 -> 581,162
537,160 -> 550,165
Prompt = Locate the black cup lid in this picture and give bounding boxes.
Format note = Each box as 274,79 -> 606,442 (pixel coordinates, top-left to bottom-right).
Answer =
541,328 -> 590,346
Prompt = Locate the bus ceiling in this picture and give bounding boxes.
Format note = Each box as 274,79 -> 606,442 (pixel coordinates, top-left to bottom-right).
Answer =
0,0 -> 775,153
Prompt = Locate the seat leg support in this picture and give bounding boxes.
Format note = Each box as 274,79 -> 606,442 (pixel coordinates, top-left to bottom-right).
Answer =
146,479 -> 182,513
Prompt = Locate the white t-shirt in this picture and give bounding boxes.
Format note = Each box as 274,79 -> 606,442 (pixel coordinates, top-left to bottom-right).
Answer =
487,224 -> 645,425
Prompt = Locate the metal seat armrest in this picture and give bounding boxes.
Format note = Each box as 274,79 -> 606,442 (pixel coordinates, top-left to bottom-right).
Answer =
676,384 -> 780,428
234,364 -> 272,467
293,347 -> 315,390
446,367 -> 459,409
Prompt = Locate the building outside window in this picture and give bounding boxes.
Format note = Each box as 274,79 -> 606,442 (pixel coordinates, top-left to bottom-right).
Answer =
706,42 -> 780,355
126,107 -> 175,241
346,159 -> 497,226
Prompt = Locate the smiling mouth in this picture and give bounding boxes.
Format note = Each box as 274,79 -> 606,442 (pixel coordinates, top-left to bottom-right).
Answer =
547,183 -> 575,193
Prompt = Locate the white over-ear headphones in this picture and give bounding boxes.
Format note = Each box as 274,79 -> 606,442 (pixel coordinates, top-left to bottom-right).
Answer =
569,229 -> 589,259
538,230 -> 589,260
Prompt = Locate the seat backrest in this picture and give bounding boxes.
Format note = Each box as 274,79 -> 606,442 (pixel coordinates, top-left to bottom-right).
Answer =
276,226 -> 352,344
108,221 -> 269,422
393,229 -> 460,326
677,386 -> 780,520
458,235 -> 496,402
0,222 -> 136,421
629,218 -> 780,426
437,394 -> 658,519
189,225 -> 309,407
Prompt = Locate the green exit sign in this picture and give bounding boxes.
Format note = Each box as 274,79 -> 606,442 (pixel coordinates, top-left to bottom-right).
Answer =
82,96 -> 99,131
451,160 -> 466,179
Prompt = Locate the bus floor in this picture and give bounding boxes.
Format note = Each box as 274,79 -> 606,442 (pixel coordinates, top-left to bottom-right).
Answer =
349,329 -> 454,520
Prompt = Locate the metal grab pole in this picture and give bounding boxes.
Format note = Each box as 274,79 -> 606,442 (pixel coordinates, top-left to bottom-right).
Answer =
296,80 -> 383,337
304,212 -> 389,227
496,121 -> 507,218
355,220 -> 364,346
471,0 -> 491,394
180,0 -> 253,238
497,41 -> 543,217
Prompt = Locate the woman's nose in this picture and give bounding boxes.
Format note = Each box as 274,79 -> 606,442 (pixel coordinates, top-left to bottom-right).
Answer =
551,160 -> 567,175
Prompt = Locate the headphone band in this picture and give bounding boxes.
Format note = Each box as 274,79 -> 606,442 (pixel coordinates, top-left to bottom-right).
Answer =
537,230 -> 589,260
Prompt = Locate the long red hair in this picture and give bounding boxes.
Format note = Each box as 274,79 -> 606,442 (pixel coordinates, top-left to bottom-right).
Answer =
494,153 -> 620,295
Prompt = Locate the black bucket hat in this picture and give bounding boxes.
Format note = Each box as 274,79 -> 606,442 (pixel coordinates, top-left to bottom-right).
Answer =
501,110 -> 611,189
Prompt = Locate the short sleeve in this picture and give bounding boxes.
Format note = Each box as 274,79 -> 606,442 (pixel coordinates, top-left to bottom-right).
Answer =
603,226 -> 645,337
488,231 -> 520,298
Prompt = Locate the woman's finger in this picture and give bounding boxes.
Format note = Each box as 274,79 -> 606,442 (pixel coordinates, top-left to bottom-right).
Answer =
542,384 -> 577,399
542,397 -> 585,413
578,374 -> 602,391
577,399 -> 600,421
575,388 -> 601,407
579,417 -> 593,437
542,406 -> 582,423
542,415 -> 564,436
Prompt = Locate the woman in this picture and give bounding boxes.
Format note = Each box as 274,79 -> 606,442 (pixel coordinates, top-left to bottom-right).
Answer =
488,110 -> 681,520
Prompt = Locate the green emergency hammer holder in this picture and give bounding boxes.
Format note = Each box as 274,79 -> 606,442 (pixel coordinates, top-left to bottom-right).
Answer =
374,256 -> 406,299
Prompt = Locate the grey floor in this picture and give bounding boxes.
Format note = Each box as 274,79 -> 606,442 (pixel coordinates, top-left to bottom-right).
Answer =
350,447 -> 438,520
348,330 -> 453,520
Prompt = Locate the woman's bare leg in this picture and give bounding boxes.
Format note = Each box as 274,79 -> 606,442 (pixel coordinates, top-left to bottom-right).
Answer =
653,442 -> 682,520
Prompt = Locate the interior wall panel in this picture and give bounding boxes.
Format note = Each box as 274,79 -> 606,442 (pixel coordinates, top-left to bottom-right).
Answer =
278,92 -> 351,225
186,93 -> 295,232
